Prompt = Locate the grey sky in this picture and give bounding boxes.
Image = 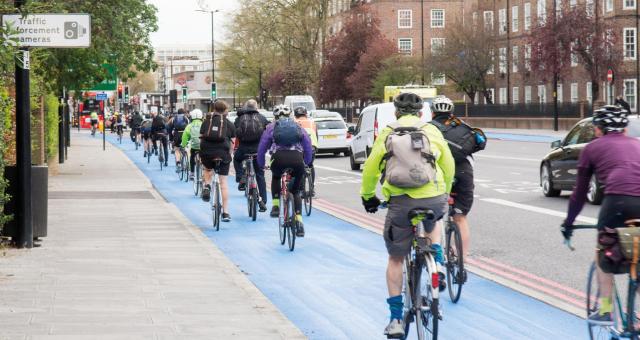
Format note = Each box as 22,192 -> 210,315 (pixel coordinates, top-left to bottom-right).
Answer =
147,0 -> 240,47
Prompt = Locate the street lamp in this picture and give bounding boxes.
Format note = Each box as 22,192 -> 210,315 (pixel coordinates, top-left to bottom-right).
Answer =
196,9 -> 220,84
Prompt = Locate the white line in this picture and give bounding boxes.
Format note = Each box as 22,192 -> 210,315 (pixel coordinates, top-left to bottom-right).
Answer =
480,198 -> 597,224
315,165 -> 363,177
475,154 -> 540,162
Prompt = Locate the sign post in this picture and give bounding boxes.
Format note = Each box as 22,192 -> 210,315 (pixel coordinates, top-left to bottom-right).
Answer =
607,69 -> 614,105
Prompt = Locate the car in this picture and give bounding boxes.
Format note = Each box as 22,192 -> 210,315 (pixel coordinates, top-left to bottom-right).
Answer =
259,109 -> 275,122
348,102 -> 432,170
539,116 -> 640,204
227,111 -> 238,123
314,118 -> 350,156
312,110 -> 344,121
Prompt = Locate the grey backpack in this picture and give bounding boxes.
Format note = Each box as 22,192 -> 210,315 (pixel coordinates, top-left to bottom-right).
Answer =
382,121 -> 437,188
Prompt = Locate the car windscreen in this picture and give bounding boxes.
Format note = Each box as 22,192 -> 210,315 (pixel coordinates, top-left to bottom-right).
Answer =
316,120 -> 346,130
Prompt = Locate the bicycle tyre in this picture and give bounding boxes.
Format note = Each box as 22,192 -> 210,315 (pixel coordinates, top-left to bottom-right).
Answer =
416,255 -> 438,340
304,173 -> 313,216
147,148 -> 151,163
287,193 -> 296,251
213,181 -> 221,231
279,193 -> 286,245
159,143 -> 164,171
402,258 -> 414,340
446,220 -> 464,303
193,163 -> 201,196
250,188 -> 258,221
587,262 -> 617,340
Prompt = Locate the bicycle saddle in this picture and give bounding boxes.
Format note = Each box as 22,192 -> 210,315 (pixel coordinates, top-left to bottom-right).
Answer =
408,209 -> 436,221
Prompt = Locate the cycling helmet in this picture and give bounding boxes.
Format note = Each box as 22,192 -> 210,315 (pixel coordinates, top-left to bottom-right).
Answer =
431,96 -> 454,114
190,108 -> 203,120
393,92 -> 423,115
274,105 -> 292,118
593,105 -> 629,133
293,106 -> 308,117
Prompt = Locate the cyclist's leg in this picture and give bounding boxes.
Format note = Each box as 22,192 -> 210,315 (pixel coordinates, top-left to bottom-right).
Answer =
254,157 -> 268,204
217,159 -> 231,213
190,149 -> 198,174
174,133 -> 182,164
233,147 -> 245,183
452,159 -> 474,257
161,136 -> 169,163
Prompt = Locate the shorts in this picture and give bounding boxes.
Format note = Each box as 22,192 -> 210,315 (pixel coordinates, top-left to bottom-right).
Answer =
451,159 -> 474,215
596,194 -> 640,274
90,119 -> 98,126
384,194 -> 447,257
142,131 -> 151,140
201,149 -> 231,176
173,131 -> 184,146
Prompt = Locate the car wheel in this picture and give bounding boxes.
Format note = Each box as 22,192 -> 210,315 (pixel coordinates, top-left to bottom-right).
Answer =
333,152 -> 340,157
587,175 -> 604,205
349,151 -> 360,170
541,164 -> 561,197
344,148 -> 351,157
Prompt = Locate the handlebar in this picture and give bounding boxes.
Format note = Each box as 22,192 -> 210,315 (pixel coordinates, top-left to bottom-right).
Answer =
563,224 -> 597,251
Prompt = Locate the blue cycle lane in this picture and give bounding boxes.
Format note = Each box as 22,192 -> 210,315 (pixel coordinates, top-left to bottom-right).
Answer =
107,134 -> 585,339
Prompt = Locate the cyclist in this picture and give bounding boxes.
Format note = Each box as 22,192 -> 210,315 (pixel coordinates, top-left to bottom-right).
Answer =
561,105 -> 640,325
141,114 -> 153,157
360,93 -> 454,339
168,108 -> 190,173
233,99 -> 269,212
200,100 -> 236,222
151,110 -> 169,167
130,110 -> 143,144
257,105 -> 313,237
293,106 -> 318,197
181,108 -> 204,181
430,95 -> 486,261
114,112 -> 125,139
90,111 -> 99,135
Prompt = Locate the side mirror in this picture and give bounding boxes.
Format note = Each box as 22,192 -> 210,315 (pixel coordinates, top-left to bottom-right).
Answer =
348,126 -> 355,134
551,140 -> 562,149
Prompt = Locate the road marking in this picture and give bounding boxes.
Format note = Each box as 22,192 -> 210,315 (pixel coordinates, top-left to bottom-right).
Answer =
480,198 -> 597,224
315,165 -> 362,177
475,154 -> 540,162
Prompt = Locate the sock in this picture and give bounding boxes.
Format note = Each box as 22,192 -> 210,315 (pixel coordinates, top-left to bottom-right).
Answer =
599,297 -> 612,315
387,295 -> 403,321
295,214 -> 303,223
432,244 -> 444,265
272,198 -> 279,207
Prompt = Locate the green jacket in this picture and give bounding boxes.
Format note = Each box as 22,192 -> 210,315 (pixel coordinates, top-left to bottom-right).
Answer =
181,119 -> 203,150
90,111 -> 98,120
360,114 -> 455,201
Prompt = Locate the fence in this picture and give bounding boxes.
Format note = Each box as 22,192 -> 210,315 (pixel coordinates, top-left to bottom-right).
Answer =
454,102 -> 591,119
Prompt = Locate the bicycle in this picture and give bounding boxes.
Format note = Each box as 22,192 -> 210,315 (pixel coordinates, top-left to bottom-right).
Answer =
443,196 -> 465,303
91,123 -> 97,137
278,168 -> 297,251
301,166 -> 313,216
177,148 -> 189,181
117,125 -> 123,144
209,158 -> 223,231
242,154 -> 259,222
193,152 -> 203,197
565,223 -> 640,340
146,140 -> 152,164
157,135 -> 167,171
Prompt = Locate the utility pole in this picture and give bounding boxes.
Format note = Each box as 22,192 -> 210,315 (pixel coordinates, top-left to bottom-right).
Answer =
553,0 -> 559,131
14,0 -> 33,248
421,0 -> 425,85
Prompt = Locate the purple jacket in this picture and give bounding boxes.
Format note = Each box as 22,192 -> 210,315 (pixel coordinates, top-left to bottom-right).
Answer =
257,121 -> 313,168
566,132 -> 640,225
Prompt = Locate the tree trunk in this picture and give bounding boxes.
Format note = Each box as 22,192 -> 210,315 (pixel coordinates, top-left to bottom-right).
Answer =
592,80 -> 600,107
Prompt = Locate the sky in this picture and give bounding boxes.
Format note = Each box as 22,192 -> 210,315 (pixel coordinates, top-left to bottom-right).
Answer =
147,0 -> 240,47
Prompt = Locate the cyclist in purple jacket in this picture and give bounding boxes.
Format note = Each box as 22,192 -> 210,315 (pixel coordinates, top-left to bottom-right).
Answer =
562,105 -> 640,326
257,105 -> 313,237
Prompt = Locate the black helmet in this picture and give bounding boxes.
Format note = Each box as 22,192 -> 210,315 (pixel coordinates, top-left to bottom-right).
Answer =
177,108 -> 186,115
293,106 -> 308,117
393,92 -> 423,115
593,105 -> 628,133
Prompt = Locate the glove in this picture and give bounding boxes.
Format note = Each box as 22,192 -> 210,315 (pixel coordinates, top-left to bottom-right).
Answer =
561,221 -> 574,240
362,196 -> 381,214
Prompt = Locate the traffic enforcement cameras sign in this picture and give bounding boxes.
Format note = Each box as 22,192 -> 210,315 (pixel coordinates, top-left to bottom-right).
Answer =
2,14 -> 91,48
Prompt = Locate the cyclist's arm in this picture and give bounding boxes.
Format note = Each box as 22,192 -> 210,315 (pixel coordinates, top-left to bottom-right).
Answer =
566,150 -> 593,225
301,130 -> 313,166
257,125 -> 274,168
360,128 -> 389,199
181,123 -> 191,148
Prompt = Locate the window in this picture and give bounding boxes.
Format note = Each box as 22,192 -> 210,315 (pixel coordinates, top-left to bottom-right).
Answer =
398,38 -> 413,54
625,79 -> 637,111
499,47 -> 507,73
625,0 -> 637,10
525,86 -> 533,103
432,73 -> 446,85
512,46 -> 519,73
571,42 -> 578,66
537,0 -> 546,23
484,11 -> 494,31
586,82 -> 593,103
486,88 -> 495,104
499,88 -> 508,104
524,3 -> 532,30
398,9 -> 412,28
557,83 -> 563,103
538,85 -> 547,103
431,38 -> 445,54
488,49 -> 495,74
556,0 -> 563,17
570,0 -> 577,8
431,9 -> 445,28
512,6 -> 519,32
606,0 -> 613,12
513,87 -> 520,104
524,44 -> 532,71
586,0 -> 595,16
564,124 -> 583,146
499,8 -> 507,34
624,28 -> 637,60
571,83 -> 579,103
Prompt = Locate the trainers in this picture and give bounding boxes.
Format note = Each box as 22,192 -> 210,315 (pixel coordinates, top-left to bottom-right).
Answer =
222,213 -> 231,222
270,206 -> 279,218
436,263 -> 447,292
587,311 -> 614,326
258,201 -> 267,212
383,319 -> 405,339
164,161 -> 168,167
296,221 -> 305,237
238,182 -> 246,191
202,185 -> 211,202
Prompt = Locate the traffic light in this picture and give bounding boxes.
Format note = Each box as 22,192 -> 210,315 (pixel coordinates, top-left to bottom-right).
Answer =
211,82 -> 217,100
124,85 -> 129,102
169,90 -> 177,104
117,84 -> 123,100
182,87 -> 187,102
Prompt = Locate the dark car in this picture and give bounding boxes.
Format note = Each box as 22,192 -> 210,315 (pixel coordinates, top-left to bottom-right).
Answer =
540,116 -> 640,204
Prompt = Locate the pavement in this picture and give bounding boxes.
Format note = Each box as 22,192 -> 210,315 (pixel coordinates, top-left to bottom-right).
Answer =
0,134 -> 304,339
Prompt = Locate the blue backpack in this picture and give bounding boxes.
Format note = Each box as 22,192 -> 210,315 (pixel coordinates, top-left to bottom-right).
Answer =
173,114 -> 188,131
273,118 -> 302,146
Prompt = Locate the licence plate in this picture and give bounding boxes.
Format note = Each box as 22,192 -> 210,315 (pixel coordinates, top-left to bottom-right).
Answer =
323,135 -> 338,139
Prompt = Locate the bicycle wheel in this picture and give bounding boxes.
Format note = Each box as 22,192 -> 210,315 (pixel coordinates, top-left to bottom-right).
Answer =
445,220 -> 464,303
587,262 -> 620,340
287,193 -> 296,251
183,156 -> 190,182
278,193 -> 286,245
304,173 -> 313,216
178,157 -> 185,180
249,188 -> 258,221
147,147 -> 151,163
212,181 -> 221,231
159,144 -> 164,170
402,256 -> 414,339
415,255 -> 438,340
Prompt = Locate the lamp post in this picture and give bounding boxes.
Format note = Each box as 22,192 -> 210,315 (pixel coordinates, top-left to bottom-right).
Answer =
197,9 -> 220,84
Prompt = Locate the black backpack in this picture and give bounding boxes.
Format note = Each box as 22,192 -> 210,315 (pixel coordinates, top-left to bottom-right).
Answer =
237,113 -> 264,142
431,118 -> 486,162
202,114 -> 226,143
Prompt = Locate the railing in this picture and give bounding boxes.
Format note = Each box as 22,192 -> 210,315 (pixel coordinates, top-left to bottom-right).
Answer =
454,102 -> 591,118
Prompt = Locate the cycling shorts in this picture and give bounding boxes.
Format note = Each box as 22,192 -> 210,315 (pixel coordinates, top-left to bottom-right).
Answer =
90,119 -> 99,126
451,159 -> 474,216
201,149 -> 231,176
597,194 -> 640,274
173,131 -> 184,146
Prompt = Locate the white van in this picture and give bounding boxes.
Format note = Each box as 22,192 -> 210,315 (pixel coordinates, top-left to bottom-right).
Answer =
284,95 -> 316,112
348,102 -> 432,170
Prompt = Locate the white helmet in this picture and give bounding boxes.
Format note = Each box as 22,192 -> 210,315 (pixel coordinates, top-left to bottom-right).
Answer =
273,105 -> 292,118
431,96 -> 454,114
190,109 -> 203,120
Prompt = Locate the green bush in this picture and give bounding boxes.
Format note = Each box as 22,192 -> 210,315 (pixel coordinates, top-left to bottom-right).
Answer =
0,89 -> 13,233
44,94 -> 58,159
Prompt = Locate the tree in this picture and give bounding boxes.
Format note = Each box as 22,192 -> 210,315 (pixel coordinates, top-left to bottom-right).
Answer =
345,35 -> 395,103
127,71 -> 156,95
426,19 -> 496,103
369,56 -> 420,101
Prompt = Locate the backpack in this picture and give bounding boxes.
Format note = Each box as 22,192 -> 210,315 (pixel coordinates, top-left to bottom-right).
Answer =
173,114 -> 188,131
382,122 -> 437,188
189,120 -> 202,149
203,113 -> 226,142
431,118 -> 486,162
273,118 -> 302,146
237,113 -> 264,142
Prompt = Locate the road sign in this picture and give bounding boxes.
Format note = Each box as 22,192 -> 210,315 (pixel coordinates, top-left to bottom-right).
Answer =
607,69 -> 614,84
2,14 -> 91,48
96,93 -> 107,101
87,64 -> 117,91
